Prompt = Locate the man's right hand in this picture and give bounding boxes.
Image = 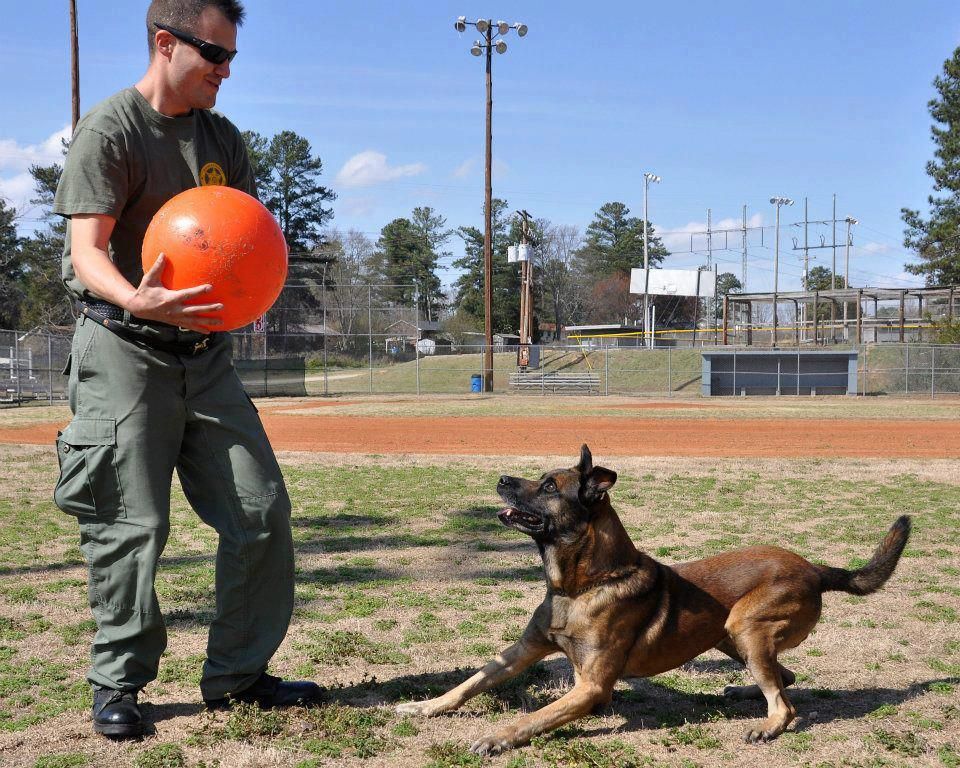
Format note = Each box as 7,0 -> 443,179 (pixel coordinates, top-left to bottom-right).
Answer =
127,254 -> 224,333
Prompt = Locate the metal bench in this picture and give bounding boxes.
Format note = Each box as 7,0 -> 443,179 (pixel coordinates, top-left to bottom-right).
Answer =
510,371 -> 601,394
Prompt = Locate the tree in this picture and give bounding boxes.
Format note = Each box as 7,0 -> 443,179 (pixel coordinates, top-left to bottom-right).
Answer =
453,199 -> 521,334
0,199 -> 24,328
256,130 -> 336,253
902,46 -> 960,285
409,206 -> 449,320
537,223 -> 583,335
803,266 -> 849,321
573,202 -> 668,280
378,217 -> 423,308
18,163 -> 74,328
243,130 -> 336,333
713,272 -> 743,321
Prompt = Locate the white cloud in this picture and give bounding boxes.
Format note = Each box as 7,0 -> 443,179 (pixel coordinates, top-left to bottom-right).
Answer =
859,241 -> 891,255
334,150 -> 425,188
659,213 -> 764,254
452,158 -> 474,178
0,125 -> 72,173
0,172 -> 37,210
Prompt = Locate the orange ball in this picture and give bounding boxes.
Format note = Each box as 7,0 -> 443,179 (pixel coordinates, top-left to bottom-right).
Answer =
141,186 -> 288,331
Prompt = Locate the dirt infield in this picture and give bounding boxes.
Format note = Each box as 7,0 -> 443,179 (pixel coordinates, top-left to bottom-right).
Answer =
2,397 -> 959,456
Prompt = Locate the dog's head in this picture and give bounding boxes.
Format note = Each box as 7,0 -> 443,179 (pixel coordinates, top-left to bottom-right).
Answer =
496,444 -> 617,541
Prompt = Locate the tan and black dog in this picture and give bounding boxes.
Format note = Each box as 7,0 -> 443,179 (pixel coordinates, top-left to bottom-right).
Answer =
397,445 -> 910,756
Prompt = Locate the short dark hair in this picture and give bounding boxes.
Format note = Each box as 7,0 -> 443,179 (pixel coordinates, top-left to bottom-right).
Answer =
147,0 -> 245,56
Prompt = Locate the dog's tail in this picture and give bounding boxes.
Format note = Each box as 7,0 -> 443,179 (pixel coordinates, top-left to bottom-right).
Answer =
817,515 -> 911,596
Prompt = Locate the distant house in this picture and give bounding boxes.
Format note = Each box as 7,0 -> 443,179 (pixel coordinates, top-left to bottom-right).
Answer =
460,332 -> 521,351
383,319 -> 442,355
538,322 -> 559,343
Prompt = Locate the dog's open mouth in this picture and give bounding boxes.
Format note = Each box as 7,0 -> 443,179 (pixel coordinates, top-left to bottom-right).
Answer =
498,506 -> 545,532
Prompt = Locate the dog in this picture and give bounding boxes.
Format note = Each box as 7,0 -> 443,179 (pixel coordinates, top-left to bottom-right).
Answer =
396,445 -> 910,755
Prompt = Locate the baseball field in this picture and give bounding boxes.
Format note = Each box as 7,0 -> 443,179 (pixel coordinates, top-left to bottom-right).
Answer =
0,395 -> 957,768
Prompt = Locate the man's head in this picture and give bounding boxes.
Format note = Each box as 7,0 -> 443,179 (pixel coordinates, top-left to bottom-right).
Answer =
146,1 -> 245,111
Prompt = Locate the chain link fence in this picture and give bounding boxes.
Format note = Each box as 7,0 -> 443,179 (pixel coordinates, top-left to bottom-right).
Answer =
2,326 -> 960,405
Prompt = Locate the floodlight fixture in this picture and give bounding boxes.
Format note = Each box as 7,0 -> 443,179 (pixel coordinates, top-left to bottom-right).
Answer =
495,40 -> 507,53
644,172 -> 661,184
470,41 -> 483,56
454,15 -> 467,32
497,20 -> 510,34
845,216 -> 858,225
476,18 -> 489,32
514,22 -> 528,36
769,196 -> 793,206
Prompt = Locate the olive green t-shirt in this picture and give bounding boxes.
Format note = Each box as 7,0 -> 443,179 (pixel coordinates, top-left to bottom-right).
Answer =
53,87 -> 256,300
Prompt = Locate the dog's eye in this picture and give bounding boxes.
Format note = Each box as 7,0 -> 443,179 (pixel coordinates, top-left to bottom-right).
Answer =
543,480 -> 557,493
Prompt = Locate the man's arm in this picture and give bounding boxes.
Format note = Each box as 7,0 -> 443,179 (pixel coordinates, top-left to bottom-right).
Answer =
71,213 -> 224,333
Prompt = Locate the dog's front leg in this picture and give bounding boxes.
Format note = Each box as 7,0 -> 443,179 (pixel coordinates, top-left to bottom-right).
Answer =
396,637 -> 550,717
470,679 -> 613,756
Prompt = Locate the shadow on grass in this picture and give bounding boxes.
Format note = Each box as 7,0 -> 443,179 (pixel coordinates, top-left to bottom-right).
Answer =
142,700 -> 206,726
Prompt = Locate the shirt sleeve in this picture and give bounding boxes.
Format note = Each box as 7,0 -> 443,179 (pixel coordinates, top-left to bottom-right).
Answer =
52,126 -> 128,219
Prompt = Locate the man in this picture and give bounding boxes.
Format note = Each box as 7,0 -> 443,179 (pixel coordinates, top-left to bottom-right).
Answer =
52,0 -> 320,739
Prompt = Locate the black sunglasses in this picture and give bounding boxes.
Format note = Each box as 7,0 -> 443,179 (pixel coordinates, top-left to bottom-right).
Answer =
153,22 -> 237,64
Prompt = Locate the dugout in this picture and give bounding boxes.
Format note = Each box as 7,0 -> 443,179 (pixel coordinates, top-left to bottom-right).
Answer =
701,349 -> 858,396
235,357 -> 307,397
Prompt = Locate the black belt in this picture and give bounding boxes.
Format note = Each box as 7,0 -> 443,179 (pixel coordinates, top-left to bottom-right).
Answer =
80,301 -> 215,356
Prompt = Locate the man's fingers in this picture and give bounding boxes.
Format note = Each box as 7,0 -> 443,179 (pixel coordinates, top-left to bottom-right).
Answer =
174,283 -> 214,301
181,303 -> 224,316
142,253 -> 166,283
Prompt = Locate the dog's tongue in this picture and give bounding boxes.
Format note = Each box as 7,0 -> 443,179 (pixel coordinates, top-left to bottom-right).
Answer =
499,507 -> 519,517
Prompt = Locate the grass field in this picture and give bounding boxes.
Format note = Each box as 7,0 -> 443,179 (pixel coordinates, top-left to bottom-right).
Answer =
0,400 -> 958,768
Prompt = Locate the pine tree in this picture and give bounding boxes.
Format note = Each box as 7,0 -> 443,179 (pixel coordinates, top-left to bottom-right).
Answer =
902,46 -> 960,285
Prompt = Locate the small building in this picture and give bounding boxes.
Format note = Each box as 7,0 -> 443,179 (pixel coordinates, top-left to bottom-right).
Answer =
383,319 -> 441,355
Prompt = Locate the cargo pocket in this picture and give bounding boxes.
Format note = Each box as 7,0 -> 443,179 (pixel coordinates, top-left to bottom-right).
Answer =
54,418 -> 126,519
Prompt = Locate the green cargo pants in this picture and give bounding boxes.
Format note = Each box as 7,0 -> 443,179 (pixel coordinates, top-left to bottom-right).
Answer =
54,314 -> 294,699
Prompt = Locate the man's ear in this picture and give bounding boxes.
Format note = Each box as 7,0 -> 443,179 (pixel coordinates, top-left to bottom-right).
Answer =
581,465 -> 617,506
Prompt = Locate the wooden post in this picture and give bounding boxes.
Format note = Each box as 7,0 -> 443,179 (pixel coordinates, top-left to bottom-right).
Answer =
722,295 -> 729,345
856,289 -> 863,344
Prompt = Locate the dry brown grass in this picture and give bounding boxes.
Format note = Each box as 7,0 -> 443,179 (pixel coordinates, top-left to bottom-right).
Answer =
0,404 -> 957,768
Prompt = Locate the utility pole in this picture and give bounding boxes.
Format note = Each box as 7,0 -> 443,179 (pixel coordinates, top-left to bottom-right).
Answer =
843,216 -> 858,330
770,197 -> 794,346
831,193 -> 837,339
741,204 -> 748,290
70,0 -> 80,131
706,208 -> 713,271
516,209 -> 532,346
642,172 -> 661,348
455,16 -> 528,391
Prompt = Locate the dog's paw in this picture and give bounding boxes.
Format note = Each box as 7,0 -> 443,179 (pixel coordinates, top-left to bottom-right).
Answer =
743,727 -> 776,744
470,735 -> 511,756
395,699 -> 443,717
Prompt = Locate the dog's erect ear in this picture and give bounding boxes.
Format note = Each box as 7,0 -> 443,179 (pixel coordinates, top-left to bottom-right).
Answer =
577,444 -> 593,476
581,464 -> 617,506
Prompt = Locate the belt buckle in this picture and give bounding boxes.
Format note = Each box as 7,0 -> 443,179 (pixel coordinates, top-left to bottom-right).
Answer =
192,337 -> 210,355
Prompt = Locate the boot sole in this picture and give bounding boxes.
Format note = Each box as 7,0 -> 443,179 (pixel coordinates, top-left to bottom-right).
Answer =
94,721 -> 145,738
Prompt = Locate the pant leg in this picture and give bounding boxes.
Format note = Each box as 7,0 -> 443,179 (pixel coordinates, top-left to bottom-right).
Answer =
176,338 -> 294,700
55,316 -> 186,691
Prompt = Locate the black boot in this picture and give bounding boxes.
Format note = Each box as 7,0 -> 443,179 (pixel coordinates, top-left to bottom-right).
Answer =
204,672 -> 323,710
92,687 -> 144,738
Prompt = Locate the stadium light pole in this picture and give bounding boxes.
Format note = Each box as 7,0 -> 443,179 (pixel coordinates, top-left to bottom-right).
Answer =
642,172 -> 661,348
455,16 -> 528,392
843,216 -> 858,328
770,196 -> 794,346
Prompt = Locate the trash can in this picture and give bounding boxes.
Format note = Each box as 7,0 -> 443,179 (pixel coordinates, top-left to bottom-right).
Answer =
470,374 -> 483,393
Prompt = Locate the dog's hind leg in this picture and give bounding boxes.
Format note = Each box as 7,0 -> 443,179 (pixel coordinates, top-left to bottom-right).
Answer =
715,637 -> 796,702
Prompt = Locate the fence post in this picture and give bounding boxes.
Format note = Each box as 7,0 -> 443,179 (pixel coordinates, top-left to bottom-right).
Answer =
47,333 -> 53,405
667,346 -> 672,397
932,345 -> 936,400
604,346 -> 609,396
905,345 -> 909,395
14,335 -> 21,407
368,284 -> 374,394
414,286 -> 421,396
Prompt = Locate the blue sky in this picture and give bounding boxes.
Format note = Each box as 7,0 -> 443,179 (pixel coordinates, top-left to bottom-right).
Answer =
2,1 -> 959,294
